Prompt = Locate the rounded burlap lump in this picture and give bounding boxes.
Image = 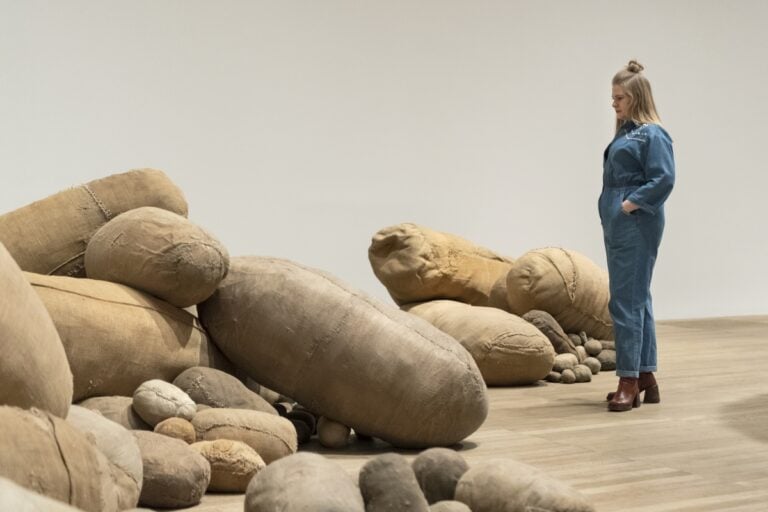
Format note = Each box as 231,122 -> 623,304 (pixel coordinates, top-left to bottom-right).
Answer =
77,396 -> 150,430
359,453 -> 430,512
369,223 -> 514,308
198,256 -> 489,448
245,452 -> 364,512
66,405 -> 143,510
412,448 -> 470,504
132,379 -> 197,427
0,243 -> 72,418
506,248 -> 613,340
454,459 -> 595,512
154,417 -> 196,444
173,366 -> 276,415
0,406 -> 120,512
404,300 -> 555,386
0,168 -> 187,277
27,273 -> 233,401
134,431 -> 211,509
0,477 -> 87,512
85,206 -> 228,307
192,408 -> 297,464
190,439 -> 266,492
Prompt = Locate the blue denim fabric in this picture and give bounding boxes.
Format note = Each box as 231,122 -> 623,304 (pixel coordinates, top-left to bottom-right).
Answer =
598,121 -> 675,377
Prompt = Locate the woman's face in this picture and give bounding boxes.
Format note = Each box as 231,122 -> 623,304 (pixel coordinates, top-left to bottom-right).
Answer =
612,85 -> 631,121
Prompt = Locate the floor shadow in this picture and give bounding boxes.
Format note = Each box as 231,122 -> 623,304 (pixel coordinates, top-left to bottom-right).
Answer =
719,393 -> 768,443
299,436 -> 478,456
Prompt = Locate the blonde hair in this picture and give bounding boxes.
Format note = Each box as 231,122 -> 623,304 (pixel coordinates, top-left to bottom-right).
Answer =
613,60 -> 661,133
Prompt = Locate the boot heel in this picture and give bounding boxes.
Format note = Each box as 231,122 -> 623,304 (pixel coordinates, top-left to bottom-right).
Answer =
633,393 -> 641,408
643,385 -> 660,403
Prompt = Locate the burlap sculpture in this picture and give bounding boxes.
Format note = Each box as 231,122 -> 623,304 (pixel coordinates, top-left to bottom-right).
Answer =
506,248 -> 613,340
404,300 -> 555,386
27,272 -> 232,401
0,243 -> 72,417
85,206 -> 228,307
369,223 -> 513,308
199,256 -> 488,448
0,168 -> 187,277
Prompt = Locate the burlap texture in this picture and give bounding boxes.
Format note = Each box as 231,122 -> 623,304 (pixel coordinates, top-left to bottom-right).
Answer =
360,453 -> 430,512
190,439 -> 266,493
198,256 -> 489,448
173,366 -> 277,415
0,169 -> 187,277
0,477 -> 86,512
77,396 -> 150,430
66,405 -> 143,510
368,223 -> 513,307
192,408 -> 297,464
404,300 -> 555,386
27,272 -> 233,401
245,453 -> 364,512
506,248 -> 613,340
454,459 -> 594,512
0,406 -> 120,512
85,206 -> 228,307
0,244 -> 72,417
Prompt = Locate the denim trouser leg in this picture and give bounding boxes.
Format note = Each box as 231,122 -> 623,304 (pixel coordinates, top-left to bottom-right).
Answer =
604,210 -> 662,378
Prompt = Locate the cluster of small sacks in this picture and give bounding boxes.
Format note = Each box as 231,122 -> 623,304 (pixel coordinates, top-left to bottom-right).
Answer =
0,168 -> 605,511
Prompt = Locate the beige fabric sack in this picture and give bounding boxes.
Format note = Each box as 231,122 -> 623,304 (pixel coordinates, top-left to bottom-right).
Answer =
66,405 -> 143,510
506,248 -> 613,340
132,379 -> 197,427
0,477 -> 87,512
0,406 -> 120,512
27,272 -> 233,401
190,439 -> 266,492
85,207 -> 228,307
134,431 -> 211,509
0,168 -> 187,277
454,459 -> 594,512
198,256 -> 488,448
245,452 -> 364,512
368,223 -> 513,307
404,300 -> 555,386
360,453 -> 430,512
173,366 -> 277,415
0,243 -> 72,417
192,408 -> 297,464
77,396 -> 150,430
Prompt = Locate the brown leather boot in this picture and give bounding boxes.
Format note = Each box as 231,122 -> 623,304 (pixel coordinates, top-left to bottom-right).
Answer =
606,372 -> 660,403
608,377 -> 641,412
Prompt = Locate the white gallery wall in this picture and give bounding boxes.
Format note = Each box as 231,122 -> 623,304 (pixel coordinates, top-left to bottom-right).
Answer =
1,0 -> 765,320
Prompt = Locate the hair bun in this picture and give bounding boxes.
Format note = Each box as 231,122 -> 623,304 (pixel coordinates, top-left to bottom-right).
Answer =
627,60 -> 645,73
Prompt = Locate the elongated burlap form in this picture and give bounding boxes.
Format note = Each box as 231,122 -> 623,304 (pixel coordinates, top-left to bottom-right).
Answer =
369,223 -> 513,307
199,256 -> 488,448
0,168 -> 187,277
245,453 -> 364,512
404,300 -> 554,386
0,406 -> 120,512
27,272 -> 233,401
0,243 -> 72,417
454,459 -> 594,512
85,206 -> 228,307
506,248 -> 613,340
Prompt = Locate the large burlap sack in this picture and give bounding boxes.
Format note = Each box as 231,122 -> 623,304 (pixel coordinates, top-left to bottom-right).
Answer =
134,431 -> 210,509
506,248 -> 613,340
192,408 -> 297,464
85,206 -> 229,307
199,256 -> 488,448
454,459 -> 594,512
173,366 -> 277,415
66,406 -> 143,510
77,396 -> 150,430
245,452 -> 364,512
404,300 -> 555,386
0,406 -> 120,512
0,243 -> 72,417
0,169 -> 187,277
0,477 -> 86,512
369,223 -> 514,307
27,272 -> 233,401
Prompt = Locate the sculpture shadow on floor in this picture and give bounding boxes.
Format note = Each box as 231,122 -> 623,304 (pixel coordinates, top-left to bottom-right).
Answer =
719,393 -> 768,443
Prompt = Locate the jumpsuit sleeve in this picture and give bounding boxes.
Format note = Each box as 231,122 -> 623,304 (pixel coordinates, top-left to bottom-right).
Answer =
626,128 -> 675,215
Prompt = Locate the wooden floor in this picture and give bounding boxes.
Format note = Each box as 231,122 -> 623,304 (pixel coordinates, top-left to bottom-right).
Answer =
185,316 -> 768,512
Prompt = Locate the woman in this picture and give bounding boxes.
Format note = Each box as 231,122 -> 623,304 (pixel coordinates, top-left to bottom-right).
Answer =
599,60 -> 675,412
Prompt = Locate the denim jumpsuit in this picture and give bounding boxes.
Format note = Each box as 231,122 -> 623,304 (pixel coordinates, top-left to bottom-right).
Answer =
599,121 -> 675,378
